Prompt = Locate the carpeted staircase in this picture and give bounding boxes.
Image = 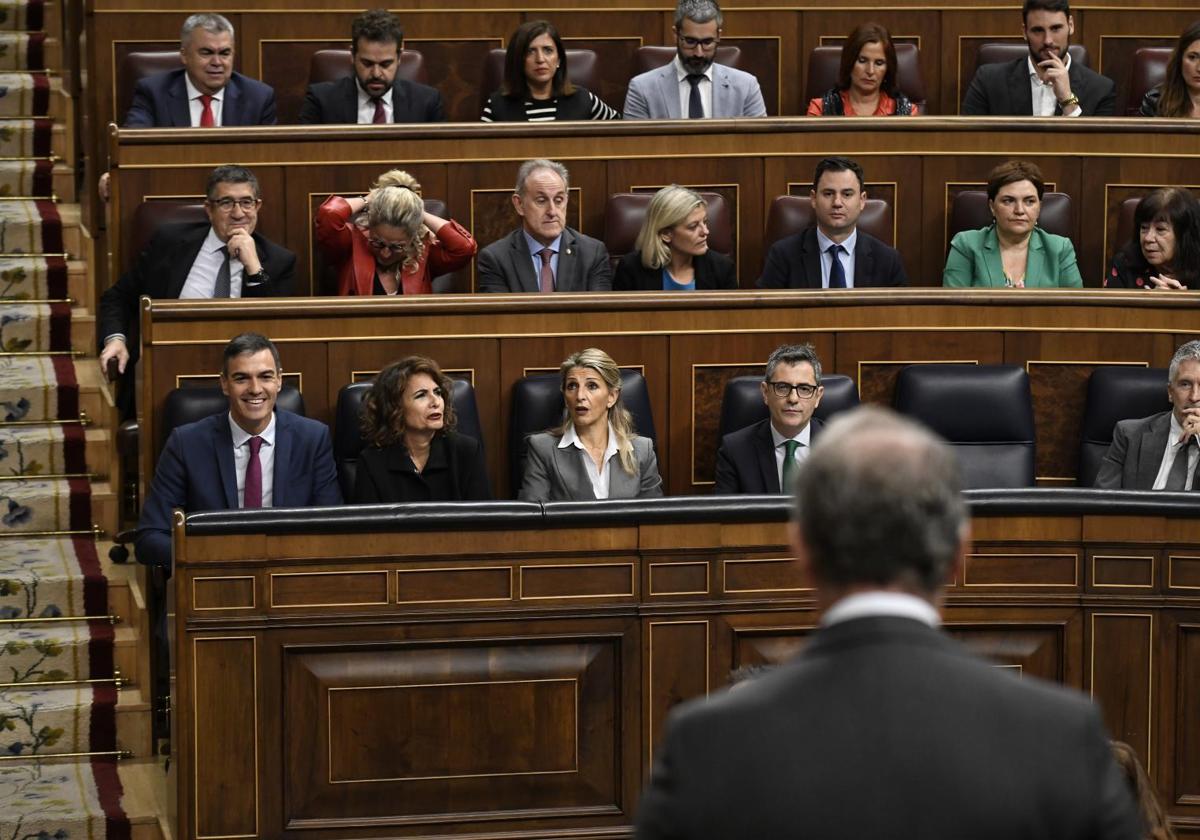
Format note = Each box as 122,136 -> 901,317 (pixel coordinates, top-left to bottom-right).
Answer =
0,2 -> 160,837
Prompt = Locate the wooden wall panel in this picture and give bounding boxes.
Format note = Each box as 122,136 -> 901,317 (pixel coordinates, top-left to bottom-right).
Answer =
1171,621 -> 1200,810
646,619 -> 708,763
834,330 -> 1005,405
1091,611 -> 1155,768
939,9 -> 1025,115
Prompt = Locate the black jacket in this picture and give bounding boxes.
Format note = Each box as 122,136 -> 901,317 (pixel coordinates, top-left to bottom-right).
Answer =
757,227 -> 907,289
298,75 -> 445,124
714,417 -> 823,494
353,431 -> 490,503
613,249 -> 737,291
962,56 -> 1116,116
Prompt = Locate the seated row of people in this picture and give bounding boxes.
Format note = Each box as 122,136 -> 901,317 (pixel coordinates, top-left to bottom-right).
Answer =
99,155 -> 1200,377
122,2 -> 1200,126
136,329 -> 1200,568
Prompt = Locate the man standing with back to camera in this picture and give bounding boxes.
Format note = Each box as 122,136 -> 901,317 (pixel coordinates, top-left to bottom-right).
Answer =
637,406 -> 1141,840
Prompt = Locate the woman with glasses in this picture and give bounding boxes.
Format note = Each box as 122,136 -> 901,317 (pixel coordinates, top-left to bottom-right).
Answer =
481,21 -> 619,122
353,356 -> 491,503
614,185 -> 737,291
316,169 -> 476,296
519,347 -> 663,502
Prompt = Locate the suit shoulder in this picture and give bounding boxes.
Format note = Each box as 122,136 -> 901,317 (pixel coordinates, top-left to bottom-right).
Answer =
704,249 -> 735,269
478,231 -> 516,257
718,63 -> 761,86
171,411 -> 225,442
630,64 -> 671,87
566,227 -> 607,252
949,227 -> 987,249
632,435 -> 656,456
1115,411 -> 1166,434
858,230 -> 900,256
721,418 -> 767,449
277,409 -> 329,434
398,78 -> 440,98
230,71 -> 274,95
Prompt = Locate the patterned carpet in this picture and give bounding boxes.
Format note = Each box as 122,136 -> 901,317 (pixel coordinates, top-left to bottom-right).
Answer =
0,5 -> 132,832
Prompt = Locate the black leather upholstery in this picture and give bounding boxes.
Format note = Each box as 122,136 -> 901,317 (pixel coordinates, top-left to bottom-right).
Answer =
160,386 -> 305,451
893,364 -> 1035,489
333,378 -> 484,501
716,374 -> 859,443
1078,366 -> 1170,487
509,370 -> 656,497
184,488 -> 1200,537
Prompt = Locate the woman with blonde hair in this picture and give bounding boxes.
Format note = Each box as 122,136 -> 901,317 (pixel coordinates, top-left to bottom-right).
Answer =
316,168 -> 476,296
614,185 -> 737,291
518,347 -> 663,501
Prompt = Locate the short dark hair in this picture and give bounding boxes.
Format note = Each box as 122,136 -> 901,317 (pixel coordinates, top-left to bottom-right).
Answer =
502,20 -> 574,99
361,356 -> 457,448
793,406 -> 966,595
837,23 -> 899,96
351,8 -> 403,51
205,165 -> 260,201
1120,188 -> 1200,288
1022,0 -> 1070,21
222,332 -> 280,376
765,343 -> 823,383
811,156 -> 865,192
986,160 -> 1044,202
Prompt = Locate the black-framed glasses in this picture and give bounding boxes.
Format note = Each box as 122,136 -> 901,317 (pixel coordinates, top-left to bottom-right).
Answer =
767,381 -> 819,399
208,197 -> 259,212
368,237 -> 412,252
679,36 -> 718,49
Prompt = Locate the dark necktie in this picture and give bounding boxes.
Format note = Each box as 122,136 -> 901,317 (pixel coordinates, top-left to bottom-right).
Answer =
372,97 -> 387,124
213,246 -> 231,297
686,73 -> 705,118
244,435 -> 263,508
538,247 -> 555,293
781,439 -> 801,492
827,243 -> 847,289
199,94 -> 215,127
1165,437 -> 1197,491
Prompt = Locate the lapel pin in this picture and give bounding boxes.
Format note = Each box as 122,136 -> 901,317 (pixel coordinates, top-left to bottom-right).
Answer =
566,248 -> 572,255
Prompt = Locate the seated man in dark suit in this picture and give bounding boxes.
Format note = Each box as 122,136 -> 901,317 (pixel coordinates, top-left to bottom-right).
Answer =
477,158 -> 613,292
136,333 -> 343,570
757,157 -> 908,289
1096,340 -> 1200,490
98,164 -> 295,381
299,8 -> 444,124
124,13 -> 277,127
714,343 -> 824,494
638,406 -> 1141,840
962,0 -> 1115,116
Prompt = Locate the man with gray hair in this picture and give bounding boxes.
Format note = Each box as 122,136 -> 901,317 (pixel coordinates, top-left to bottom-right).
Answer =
714,343 -> 824,494
638,406 -> 1140,839
623,0 -> 766,119
477,159 -> 612,292
123,13 -> 277,127
1095,340 -> 1200,490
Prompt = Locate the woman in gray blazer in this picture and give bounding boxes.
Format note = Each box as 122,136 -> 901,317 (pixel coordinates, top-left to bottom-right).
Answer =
519,348 -> 664,502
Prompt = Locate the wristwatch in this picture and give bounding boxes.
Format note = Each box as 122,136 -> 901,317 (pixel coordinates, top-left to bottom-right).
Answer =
1058,94 -> 1080,110
244,268 -> 269,286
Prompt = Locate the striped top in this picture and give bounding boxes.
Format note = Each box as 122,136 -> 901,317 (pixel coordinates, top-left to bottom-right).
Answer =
481,88 -> 621,122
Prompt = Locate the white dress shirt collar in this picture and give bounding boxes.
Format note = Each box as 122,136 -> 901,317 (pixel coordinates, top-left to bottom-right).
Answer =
559,421 -> 619,499
357,80 -> 394,123
674,55 -> 714,118
815,226 -> 858,288
228,410 -> 277,508
821,590 -> 941,628
184,74 -> 223,126
1026,53 -> 1076,117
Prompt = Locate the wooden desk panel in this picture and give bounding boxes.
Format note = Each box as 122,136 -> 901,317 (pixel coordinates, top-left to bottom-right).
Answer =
172,500 -> 1200,839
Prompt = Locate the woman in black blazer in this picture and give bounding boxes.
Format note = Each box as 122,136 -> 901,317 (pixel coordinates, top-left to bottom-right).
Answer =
614,186 -> 738,291
353,356 -> 490,503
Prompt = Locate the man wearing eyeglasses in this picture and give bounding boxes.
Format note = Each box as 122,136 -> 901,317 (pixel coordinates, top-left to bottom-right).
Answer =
715,344 -> 825,494
98,165 -> 295,412
623,0 -> 767,119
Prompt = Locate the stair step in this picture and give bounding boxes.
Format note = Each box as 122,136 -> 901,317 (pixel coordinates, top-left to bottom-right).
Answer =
119,757 -> 172,840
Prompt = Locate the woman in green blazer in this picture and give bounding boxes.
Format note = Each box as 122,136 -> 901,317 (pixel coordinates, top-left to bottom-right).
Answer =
943,160 -> 1083,288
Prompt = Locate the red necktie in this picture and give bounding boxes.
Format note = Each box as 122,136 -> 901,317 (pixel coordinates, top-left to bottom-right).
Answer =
243,436 -> 263,508
372,97 -> 387,124
538,247 -> 555,293
199,94 -> 215,127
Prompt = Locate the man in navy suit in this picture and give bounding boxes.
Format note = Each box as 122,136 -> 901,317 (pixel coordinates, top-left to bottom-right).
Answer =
714,344 -> 825,494
123,13 -> 277,127
757,157 -> 908,289
298,8 -> 444,124
136,333 -> 343,570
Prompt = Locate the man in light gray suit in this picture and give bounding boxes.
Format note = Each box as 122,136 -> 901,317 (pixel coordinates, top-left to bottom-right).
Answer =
623,0 -> 766,120
477,159 -> 613,293
1096,340 -> 1200,490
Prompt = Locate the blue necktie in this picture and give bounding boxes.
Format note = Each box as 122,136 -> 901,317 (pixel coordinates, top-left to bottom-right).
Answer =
827,243 -> 846,289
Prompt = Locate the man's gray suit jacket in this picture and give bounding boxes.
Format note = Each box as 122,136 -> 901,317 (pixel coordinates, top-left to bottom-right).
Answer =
622,62 -> 767,119
1094,410 -> 1174,490
476,227 -> 613,293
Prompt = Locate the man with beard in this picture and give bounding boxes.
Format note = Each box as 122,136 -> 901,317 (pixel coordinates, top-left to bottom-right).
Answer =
962,0 -> 1115,116
299,8 -> 444,124
623,0 -> 766,119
